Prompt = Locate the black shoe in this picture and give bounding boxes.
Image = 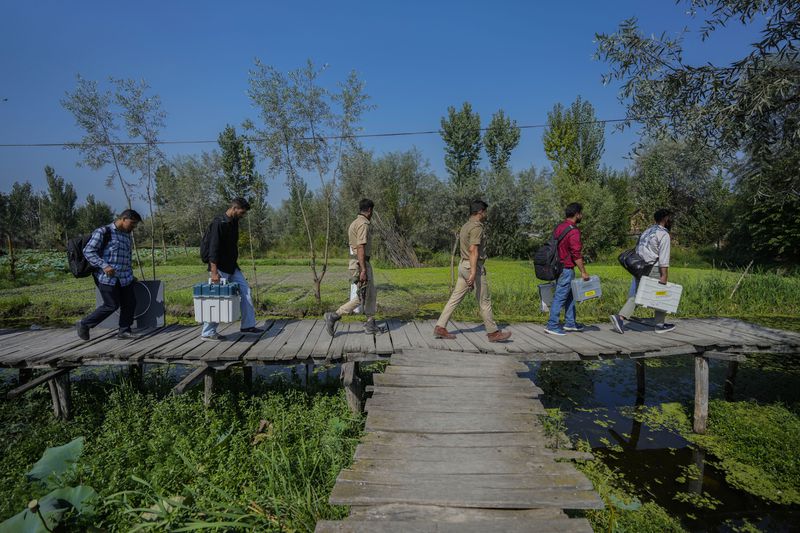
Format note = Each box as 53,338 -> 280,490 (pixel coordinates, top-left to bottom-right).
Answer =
654,323 -> 676,334
117,329 -> 140,340
240,327 -> 264,334
610,314 -> 625,334
76,321 -> 90,341
201,333 -> 227,341
364,319 -> 387,335
324,312 -> 340,337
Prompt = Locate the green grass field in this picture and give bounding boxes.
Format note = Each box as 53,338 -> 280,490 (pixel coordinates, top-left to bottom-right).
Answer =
2,257 -> 800,330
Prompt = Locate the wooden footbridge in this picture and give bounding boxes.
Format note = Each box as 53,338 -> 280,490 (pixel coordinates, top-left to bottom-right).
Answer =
2,318 -> 799,531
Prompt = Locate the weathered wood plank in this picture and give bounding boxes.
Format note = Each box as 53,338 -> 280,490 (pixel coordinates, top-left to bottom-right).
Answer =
297,319 -> 328,359
364,411 -> 542,433
374,322 -> 394,355
365,396 -> 545,415
330,481 -> 604,509
244,319 -> 292,361
338,471 -> 594,490
277,319 -> 317,360
316,518 -> 593,533
172,366 -> 210,395
386,319 -> 411,350
6,368 -> 70,399
361,431 -> 551,448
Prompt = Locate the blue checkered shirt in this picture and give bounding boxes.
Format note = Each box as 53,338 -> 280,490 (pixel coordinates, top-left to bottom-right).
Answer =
83,223 -> 134,287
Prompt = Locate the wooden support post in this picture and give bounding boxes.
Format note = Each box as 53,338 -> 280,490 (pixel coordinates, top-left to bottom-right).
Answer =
694,354 -> 709,434
204,369 -> 214,407
18,368 -> 33,385
341,362 -> 363,414
129,362 -> 144,389
688,446 -> 706,495
243,365 -> 253,394
172,366 -> 210,396
635,360 -> 646,406
48,379 -> 61,419
724,361 -> 739,402
54,371 -> 72,421
305,362 -> 313,389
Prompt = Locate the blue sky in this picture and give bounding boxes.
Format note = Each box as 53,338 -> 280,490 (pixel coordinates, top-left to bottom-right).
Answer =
0,0 -> 761,211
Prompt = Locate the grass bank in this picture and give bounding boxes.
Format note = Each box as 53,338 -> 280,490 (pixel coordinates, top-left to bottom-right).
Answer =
1,258 -> 799,329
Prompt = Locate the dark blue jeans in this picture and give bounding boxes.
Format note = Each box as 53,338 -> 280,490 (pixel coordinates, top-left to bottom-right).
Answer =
81,277 -> 137,332
547,268 -> 576,330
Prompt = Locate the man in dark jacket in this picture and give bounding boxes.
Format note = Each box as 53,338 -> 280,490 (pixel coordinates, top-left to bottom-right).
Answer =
201,197 -> 262,340
77,209 -> 142,340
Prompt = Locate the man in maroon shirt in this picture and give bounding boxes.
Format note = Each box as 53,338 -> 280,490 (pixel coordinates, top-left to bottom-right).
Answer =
545,202 -> 590,335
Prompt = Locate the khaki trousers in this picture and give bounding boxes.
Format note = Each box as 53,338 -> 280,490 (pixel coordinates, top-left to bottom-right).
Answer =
337,262 -> 377,317
436,260 -> 498,333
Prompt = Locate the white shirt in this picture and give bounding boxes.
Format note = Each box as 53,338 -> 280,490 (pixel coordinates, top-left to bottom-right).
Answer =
636,225 -> 671,267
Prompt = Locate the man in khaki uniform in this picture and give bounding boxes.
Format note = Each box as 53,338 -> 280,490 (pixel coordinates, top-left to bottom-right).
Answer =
434,200 -> 511,342
325,198 -> 385,336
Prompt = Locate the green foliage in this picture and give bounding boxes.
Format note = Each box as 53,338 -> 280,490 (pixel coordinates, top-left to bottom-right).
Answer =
483,109 -> 520,174
627,401 -> 800,504
440,102 -> 482,190
574,441 -> 686,532
38,166 -> 77,249
595,1 -> 800,260
75,194 -> 115,235
543,96 -> 605,182
0,374 -> 362,531
632,138 -> 733,245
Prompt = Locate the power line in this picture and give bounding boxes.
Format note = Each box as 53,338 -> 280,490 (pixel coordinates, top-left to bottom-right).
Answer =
0,116 -> 655,149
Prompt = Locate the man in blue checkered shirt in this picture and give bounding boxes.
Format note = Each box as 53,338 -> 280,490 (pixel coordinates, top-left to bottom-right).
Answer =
77,209 -> 142,340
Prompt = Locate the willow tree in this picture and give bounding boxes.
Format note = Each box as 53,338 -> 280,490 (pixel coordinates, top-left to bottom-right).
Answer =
247,60 -> 371,302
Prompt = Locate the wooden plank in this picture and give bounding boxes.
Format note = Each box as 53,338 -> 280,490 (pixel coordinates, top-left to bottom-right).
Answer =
354,443 -> 575,463
0,329 -> 83,361
676,320 -> 764,347
372,373 -> 540,392
309,320 -> 335,359
398,320 -> 433,351
316,518 -> 593,533
330,481 -> 604,509
390,355 -> 528,373
347,504 -> 568,522
142,325 -> 202,359
451,321 -> 510,354
417,320 -> 460,352
703,351 -> 747,362
684,319 -> 780,348
508,324 -> 578,355
385,364 -> 523,379
6,368 -> 70,399
327,321 -> 350,361
172,366 -> 210,395
278,319 -> 317,360
344,321 -> 371,356
338,457 -> 576,476
361,431 -> 551,448
365,396 -> 545,415
386,319 -> 411,350
297,320 -> 327,359
29,329 -> 119,366
337,471 -> 593,490
370,388 -> 541,403
245,319 -> 294,361
120,324 -> 184,360
180,323 -> 238,360
364,411 -> 542,433
203,319 -> 275,362
374,322 -> 394,355
441,320 -> 484,353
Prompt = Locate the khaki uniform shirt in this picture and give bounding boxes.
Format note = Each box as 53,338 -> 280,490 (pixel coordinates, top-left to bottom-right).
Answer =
459,219 -> 487,262
348,214 -> 372,270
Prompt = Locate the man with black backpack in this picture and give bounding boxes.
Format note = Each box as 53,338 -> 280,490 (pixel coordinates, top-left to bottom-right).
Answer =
199,197 -> 263,341
544,202 -> 590,336
76,209 -> 142,341
610,209 -> 676,334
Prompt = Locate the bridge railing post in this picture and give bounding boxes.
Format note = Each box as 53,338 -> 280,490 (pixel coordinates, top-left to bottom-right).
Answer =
693,354 -> 709,434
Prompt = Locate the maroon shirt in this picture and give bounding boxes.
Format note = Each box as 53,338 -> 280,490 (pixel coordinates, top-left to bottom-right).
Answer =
554,220 -> 582,269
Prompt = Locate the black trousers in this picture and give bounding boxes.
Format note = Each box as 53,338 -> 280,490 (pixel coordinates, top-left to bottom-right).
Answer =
81,277 -> 137,331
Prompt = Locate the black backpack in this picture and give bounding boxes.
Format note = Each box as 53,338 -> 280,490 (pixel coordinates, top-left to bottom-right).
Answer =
533,225 -> 575,281
67,226 -> 111,278
199,217 -> 219,264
